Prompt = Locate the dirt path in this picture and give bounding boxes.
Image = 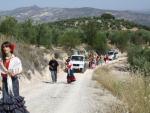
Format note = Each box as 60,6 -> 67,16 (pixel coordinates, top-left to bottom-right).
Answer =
21,66 -> 119,113
0,57 -> 126,113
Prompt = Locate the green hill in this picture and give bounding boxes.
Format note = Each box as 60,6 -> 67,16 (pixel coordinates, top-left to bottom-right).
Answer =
48,15 -> 150,31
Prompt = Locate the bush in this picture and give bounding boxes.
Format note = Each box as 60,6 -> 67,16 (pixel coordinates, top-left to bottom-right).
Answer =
127,45 -> 150,76
130,29 -> 150,45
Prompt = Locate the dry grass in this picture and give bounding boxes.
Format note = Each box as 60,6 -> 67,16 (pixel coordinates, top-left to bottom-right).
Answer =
93,66 -> 150,113
93,66 -> 123,96
110,102 -> 128,113
122,76 -> 150,113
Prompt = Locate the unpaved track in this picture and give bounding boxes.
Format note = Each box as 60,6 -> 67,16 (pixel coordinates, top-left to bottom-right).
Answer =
20,67 -> 118,113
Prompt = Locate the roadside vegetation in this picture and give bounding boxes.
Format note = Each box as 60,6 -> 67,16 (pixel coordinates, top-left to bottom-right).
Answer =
93,66 -> 150,113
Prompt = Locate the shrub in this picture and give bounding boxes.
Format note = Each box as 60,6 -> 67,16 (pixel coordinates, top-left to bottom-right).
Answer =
127,45 -> 150,76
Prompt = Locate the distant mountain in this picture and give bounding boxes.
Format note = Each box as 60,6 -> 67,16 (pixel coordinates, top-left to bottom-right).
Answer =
136,9 -> 150,15
0,5 -> 150,26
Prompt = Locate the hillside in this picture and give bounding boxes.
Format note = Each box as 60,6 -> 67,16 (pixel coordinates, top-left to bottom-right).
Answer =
0,5 -> 150,26
0,14 -> 150,55
48,16 -> 149,31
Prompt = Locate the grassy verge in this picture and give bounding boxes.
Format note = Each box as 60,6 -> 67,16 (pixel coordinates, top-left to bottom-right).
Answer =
93,66 -> 150,113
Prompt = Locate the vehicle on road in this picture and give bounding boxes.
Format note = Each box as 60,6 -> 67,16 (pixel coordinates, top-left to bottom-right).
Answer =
71,55 -> 86,73
107,50 -> 119,60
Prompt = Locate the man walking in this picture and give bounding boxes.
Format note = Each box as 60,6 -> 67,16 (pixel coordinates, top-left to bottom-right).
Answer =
49,57 -> 59,83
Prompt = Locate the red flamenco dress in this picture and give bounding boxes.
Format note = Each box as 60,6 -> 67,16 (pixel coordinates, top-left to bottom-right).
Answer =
67,63 -> 76,83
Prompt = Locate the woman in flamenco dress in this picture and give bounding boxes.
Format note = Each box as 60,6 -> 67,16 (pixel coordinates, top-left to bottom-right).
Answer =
66,60 -> 76,83
0,41 -> 29,113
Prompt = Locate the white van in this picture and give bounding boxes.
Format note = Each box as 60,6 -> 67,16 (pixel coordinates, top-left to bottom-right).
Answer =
71,55 -> 86,73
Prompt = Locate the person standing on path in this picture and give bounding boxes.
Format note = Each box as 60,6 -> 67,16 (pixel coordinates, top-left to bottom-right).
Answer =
66,59 -> 76,83
49,57 -> 59,83
0,41 -> 29,113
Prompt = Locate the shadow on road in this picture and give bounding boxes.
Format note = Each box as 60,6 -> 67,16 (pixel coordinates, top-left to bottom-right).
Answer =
42,81 -> 68,84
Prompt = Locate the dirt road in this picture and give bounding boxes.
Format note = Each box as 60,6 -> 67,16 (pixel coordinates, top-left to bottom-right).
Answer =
21,66 -> 119,113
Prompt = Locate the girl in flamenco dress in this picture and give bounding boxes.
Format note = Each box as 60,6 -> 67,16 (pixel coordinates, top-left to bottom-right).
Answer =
66,60 -> 76,84
0,41 -> 29,113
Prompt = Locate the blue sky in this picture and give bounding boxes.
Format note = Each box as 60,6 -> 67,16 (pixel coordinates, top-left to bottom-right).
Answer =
0,0 -> 150,11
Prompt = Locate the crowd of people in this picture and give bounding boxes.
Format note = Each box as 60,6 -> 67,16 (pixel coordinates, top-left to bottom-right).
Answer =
48,52 -> 111,84
88,53 -> 109,69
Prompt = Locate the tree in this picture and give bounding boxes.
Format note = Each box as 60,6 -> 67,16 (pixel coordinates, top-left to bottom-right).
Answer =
101,13 -> 115,20
93,31 -> 108,54
109,31 -> 131,52
0,17 -> 18,36
81,21 -> 97,46
36,24 -> 52,47
51,28 -> 61,46
20,19 -> 37,44
58,30 -> 81,50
